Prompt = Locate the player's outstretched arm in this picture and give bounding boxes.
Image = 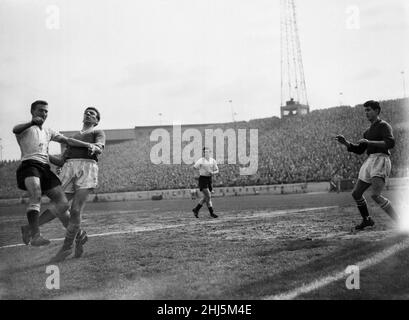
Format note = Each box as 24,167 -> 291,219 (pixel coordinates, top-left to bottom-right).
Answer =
335,135 -> 349,147
347,141 -> 367,154
335,135 -> 366,154
54,135 -> 98,150
66,137 -> 94,148
358,139 -> 387,149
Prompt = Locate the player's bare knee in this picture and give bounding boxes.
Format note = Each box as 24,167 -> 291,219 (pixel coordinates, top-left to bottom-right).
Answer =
30,193 -> 42,203
28,185 -> 42,200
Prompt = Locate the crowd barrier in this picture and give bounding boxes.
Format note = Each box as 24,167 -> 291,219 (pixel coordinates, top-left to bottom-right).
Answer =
1,177 -> 407,206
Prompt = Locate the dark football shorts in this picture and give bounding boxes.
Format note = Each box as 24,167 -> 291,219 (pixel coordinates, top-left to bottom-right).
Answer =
198,175 -> 213,192
16,159 -> 61,193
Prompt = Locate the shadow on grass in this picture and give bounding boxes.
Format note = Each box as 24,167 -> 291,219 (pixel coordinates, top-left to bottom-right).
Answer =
228,234 -> 409,299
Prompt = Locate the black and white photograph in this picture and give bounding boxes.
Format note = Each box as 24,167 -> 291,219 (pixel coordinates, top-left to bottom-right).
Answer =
0,0 -> 408,306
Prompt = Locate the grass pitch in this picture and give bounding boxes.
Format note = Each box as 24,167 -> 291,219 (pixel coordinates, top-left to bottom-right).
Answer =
1,190 -> 408,300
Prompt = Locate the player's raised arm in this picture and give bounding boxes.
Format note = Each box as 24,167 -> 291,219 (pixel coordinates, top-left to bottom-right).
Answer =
12,117 -> 44,135
13,122 -> 33,135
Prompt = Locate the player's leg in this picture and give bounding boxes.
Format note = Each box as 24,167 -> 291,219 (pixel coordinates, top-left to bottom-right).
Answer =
51,189 -> 90,262
209,179 -> 214,193
71,189 -> 91,258
39,162 -> 74,227
204,188 -> 217,218
193,177 -> 206,217
36,161 -> 71,230
55,160 -> 96,260
44,186 -> 70,228
193,191 -> 206,218
21,192 -> 73,245
23,177 -> 50,246
38,193 -> 73,226
351,179 -> 374,230
371,177 -> 399,222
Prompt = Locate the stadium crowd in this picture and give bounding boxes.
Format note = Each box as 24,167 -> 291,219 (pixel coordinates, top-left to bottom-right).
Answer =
1,98 -> 408,199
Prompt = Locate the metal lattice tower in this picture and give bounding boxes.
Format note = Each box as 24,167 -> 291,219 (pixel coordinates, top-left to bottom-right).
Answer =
280,0 -> 309,117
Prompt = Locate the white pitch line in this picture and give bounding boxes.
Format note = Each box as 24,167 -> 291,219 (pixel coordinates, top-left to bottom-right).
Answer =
0,224 -> 188,250
0,243 -> 26,249
0,206 -> 337,250
263,236 -> 409,300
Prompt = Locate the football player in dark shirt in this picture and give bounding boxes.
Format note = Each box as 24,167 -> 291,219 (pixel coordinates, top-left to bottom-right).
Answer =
336,100 -> 399,230
48,107 -> 105,262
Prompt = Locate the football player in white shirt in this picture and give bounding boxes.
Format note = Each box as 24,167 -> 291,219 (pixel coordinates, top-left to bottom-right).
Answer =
192,147 -> 219,218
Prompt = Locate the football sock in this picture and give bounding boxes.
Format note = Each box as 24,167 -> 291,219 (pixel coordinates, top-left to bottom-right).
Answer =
62,223 -> 80,250
380,199 -> 399,221
39,209 -> 56,226
194,204 -> 202,212
355,197 -> 369,219
26,210 -> 40,236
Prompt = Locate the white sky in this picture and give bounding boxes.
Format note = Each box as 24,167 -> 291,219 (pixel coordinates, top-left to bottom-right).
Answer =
0,0 -> 408,160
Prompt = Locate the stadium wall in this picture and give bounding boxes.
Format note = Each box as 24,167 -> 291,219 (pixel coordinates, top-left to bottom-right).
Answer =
1,178 -> 407,206
61,122 -> 238,146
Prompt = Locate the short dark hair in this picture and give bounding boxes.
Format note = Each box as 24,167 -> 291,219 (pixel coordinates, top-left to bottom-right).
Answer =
31,100 -> 48,112
363,100 -> 381,115
85,107 -> 101,122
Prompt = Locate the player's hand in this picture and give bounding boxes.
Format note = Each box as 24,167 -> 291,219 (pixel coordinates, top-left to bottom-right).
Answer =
93,145 -> 103,155
357,138 -> 369,146
88,144 -> 99,155
31,116 -> 45,126
335,135 -> 347,145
